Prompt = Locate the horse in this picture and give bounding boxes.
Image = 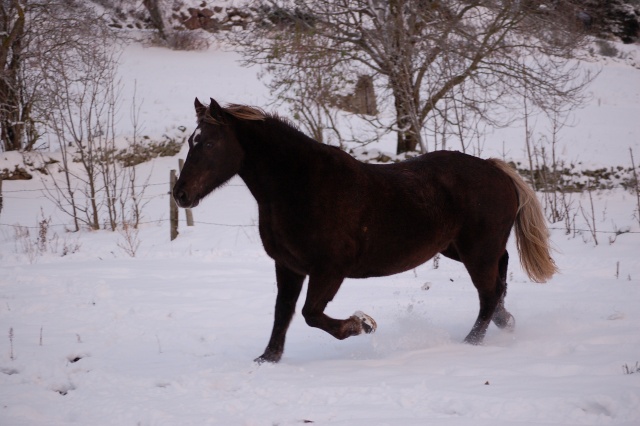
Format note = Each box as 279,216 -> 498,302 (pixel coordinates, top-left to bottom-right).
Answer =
173,98 -> 558,363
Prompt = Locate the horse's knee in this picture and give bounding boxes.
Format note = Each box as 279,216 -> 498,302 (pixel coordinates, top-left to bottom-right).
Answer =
301,307 -> 321,328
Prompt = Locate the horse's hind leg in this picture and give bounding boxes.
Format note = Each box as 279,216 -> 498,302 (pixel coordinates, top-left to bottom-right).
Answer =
491,252 -> 515,331
442,246 -> 515,342
462,250 -> 509,345
301,273 -> 376,340
255,264 -> 305,364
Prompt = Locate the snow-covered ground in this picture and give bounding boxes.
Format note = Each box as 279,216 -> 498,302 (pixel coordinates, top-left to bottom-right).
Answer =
1,40 -> 640,425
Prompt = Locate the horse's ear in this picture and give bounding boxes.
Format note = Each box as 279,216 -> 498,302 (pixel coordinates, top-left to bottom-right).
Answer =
208,98 -> 224,122
194,98 -> 207,118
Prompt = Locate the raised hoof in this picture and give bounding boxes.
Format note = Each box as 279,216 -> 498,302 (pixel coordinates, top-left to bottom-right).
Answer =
353,311 -> 377,334
493,312 -> 516,331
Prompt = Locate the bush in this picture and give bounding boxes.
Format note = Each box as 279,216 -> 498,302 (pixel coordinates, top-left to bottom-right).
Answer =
622,362 -> 640,374
115,133 -> 185,167
595,39 -> 620,57
149,30 -> 210,51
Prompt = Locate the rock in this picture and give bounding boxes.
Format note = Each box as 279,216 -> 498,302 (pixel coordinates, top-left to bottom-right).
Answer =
183,15 -> 201,30
200,8 -> 214,18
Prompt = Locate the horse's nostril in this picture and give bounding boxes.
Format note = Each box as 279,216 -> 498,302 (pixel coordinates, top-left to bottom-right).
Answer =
173,188 -> 188,206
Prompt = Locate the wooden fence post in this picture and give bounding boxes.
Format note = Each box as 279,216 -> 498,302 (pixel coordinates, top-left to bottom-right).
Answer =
170,169 -> 178,241
178,159 -> 194,226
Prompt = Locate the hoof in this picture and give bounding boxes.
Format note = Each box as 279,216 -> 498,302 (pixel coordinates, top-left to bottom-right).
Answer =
493,312 -> 516,331
353,311 -> 377,334
463,336 -> 483,345
502,313 -> 516,331
463,330 -> 485,345
254,349 -> 282,364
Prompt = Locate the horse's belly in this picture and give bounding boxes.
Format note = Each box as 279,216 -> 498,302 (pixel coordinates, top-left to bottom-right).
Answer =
259,206 -> 450,278
348,243 -> 442,279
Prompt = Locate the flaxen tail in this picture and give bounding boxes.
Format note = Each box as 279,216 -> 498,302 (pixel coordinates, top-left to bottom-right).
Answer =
489,159 -> 558,283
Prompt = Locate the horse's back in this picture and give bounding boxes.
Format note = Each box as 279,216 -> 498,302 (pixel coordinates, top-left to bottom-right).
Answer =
399,151 -> 519,236
363,150 -> 517,216
346,151 -> 519,277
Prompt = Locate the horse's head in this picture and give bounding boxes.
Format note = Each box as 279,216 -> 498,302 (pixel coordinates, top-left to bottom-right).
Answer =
173,98 -> 244,208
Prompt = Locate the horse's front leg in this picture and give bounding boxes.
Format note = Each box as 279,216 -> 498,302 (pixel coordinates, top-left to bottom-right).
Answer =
255,264 -> 305,364
301,274 -> 377,340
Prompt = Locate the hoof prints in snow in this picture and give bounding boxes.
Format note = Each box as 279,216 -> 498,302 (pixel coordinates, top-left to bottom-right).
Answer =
1,366 -> 19,375
67,353 -> 89,364
54,384 -> 76,396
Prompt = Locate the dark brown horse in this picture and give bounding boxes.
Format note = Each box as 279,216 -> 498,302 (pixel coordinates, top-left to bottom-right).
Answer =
173,98 -> 557,363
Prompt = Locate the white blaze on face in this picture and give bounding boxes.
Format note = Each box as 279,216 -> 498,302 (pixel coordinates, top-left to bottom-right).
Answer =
192,128 -> 202,145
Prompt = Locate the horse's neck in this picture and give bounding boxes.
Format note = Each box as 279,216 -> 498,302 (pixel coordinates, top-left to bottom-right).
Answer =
237,120 -> 320,203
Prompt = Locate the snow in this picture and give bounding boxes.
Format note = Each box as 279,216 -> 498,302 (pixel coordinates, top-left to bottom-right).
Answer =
1,40 -> 640,425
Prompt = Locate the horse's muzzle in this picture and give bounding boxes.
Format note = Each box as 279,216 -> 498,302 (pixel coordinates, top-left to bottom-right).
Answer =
173,187 -> 199,209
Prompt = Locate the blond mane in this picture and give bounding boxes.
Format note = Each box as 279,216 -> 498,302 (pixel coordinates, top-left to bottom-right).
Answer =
200,103 -> 267,125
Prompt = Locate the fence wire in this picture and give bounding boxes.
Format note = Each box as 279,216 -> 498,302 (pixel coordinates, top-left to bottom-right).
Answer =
1,181 -> 639,234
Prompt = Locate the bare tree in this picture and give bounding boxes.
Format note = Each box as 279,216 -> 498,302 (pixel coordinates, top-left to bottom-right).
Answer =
41,50 -> 155,232
1,1 -> 123,152
41,40 -> 123,230
1,0 -> 29,151
3,1 -> 159,232
40,35 -> 154,232
236,0 -> 595,154
260,32 -> 348,147
118,81 -> 152,229
29,1 -> 126,231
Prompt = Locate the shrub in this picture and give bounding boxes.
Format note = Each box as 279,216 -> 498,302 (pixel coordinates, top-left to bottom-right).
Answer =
149,30 -> 210,51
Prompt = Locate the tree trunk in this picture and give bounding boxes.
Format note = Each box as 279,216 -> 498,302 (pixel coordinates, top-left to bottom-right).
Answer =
0,0 -> 26,151
143,0 -> 166,40
393,92 -> 421,154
